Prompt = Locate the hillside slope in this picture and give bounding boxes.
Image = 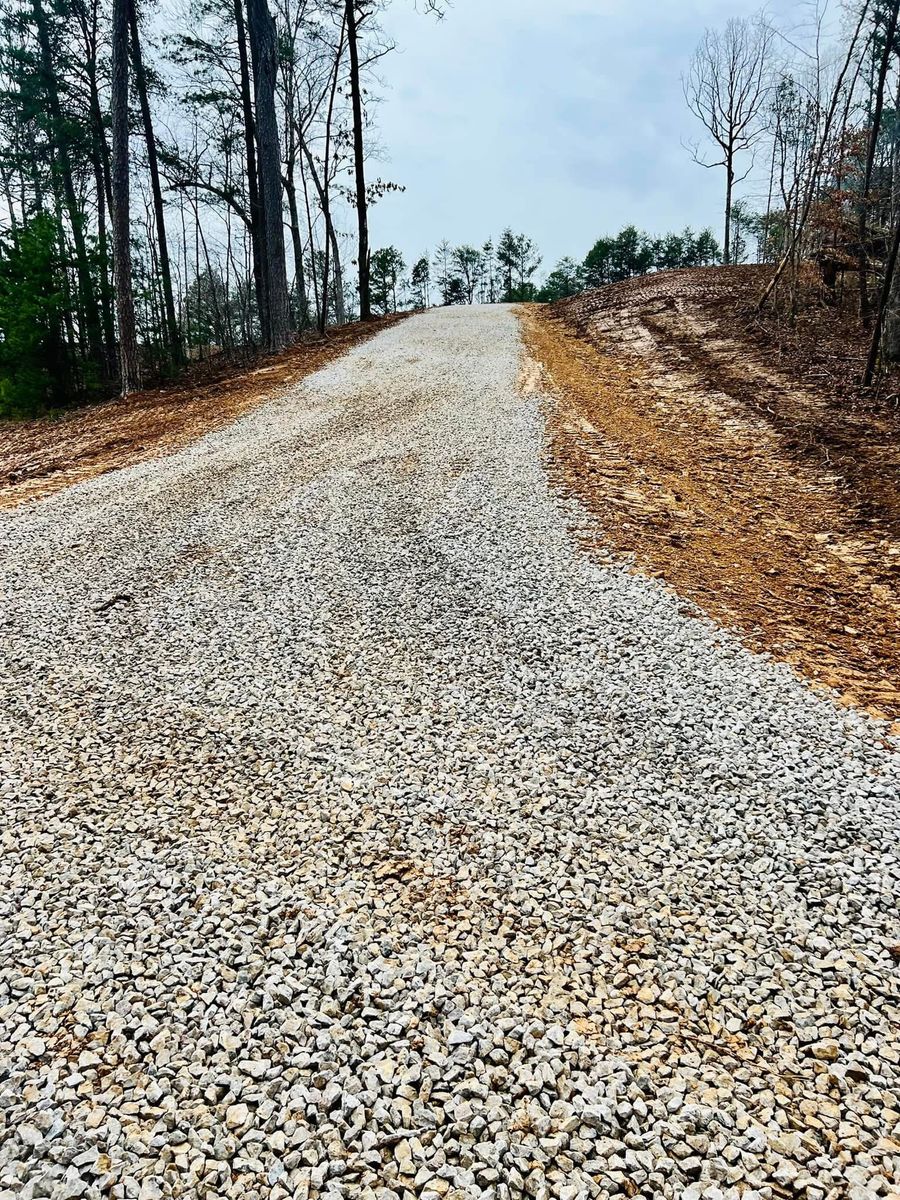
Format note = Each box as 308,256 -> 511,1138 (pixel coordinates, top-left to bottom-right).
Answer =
524,266 -> 900,722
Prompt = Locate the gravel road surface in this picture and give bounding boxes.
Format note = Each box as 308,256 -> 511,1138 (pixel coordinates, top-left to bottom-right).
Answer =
1,306 -> 898,1200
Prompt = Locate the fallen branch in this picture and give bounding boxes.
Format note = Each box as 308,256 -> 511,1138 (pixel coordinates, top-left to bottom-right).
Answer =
93,592 -> 132,613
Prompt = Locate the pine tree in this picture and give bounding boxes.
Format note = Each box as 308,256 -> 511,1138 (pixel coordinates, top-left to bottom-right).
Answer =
370,246 -> 404,313
410,255 -> 430,308
111,0 -> 141,393
0,213 -> 70,414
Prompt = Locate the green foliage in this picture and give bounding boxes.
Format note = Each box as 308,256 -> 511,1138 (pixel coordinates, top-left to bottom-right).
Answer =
427,232 -> 542,305
409,256 -> 430,308
444,276 -> 467,305
451,244 -> 481,304
497,229 -> 542,301
432,240 -> 460,306
582,236 -> 615,288
537,257 -> 585,302
0,213 -> 71,417
370,246 -> 405,314
751,209 -> 789,262
724,204 -> 768,265
422,222 -> 723,310
692,228 -> 722,266
505,281 -> 539,302
728,202 -> 761,265
583,224 -> 720,287
584,225 -> 653,285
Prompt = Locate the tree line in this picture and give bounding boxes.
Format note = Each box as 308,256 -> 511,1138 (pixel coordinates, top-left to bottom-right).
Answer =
364,224 -> 722,313
0,0 -> 442,416
361,230 -> 544,312
547,225 -> 721,299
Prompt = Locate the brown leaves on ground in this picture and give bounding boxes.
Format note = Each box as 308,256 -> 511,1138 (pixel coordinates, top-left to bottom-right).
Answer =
521,266 -> 900,725
0,315 -> 407,511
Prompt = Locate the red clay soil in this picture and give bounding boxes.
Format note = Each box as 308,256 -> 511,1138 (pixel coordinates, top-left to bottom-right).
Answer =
0,315 -> 406,511
522,266 -> 900,726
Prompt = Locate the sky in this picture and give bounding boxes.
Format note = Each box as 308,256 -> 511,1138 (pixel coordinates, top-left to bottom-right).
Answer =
368,0 -> 801,275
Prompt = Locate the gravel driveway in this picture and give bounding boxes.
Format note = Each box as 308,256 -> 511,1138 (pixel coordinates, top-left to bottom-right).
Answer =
1,306 -> 898,1200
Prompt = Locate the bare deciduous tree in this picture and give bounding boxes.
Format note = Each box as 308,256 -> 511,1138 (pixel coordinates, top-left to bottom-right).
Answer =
756,0 -> 872,313
858,0 -> 900,326
684,12 -> 773,265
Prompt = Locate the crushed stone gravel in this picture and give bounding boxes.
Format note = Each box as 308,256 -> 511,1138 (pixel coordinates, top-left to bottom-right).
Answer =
0,305 -> 898,1200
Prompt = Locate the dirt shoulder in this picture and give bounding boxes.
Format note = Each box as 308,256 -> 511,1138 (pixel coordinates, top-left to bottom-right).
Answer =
522,267 -> 900,725
0,315 -> 406,511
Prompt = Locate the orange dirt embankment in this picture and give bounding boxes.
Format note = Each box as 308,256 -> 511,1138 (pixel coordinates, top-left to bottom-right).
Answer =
0,315 -> 406,511
522,267 -> 900,725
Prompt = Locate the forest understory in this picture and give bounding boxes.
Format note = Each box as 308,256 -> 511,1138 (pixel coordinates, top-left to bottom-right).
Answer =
524,265 -> 900,727
0,315 -> 405,510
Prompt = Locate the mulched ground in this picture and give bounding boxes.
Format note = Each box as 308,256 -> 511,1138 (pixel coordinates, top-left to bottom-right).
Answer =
0,316 -> 407,510
524,266 -> 900,725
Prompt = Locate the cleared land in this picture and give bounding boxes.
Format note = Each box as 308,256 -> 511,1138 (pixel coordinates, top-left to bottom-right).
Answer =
524,267 -> 900,724
0,306 -> 898,1200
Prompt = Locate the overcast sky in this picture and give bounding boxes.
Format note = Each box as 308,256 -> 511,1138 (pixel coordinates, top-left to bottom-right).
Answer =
369,0 -> 801,274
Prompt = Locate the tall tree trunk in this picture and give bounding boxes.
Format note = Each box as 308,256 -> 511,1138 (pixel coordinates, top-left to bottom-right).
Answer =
128,0 -> 183,365
331,236 -> 346,326
246,0 -> 290,350
52,190 -> 79,356
314,9 -> 346,332
864,206 -> 900,384
346,0 -> 370,320
92,151 -> 117,372
80,0 -> 116,373
877,87 -> 900,368
145,199 -> 163,352
886,75 -> 900,359
110,0 -> 141,393
283,171 -> 309,328
282,61 -> 310,331
298,151 -> 320,326
302,145 -> 347,331
723,150 -> 734,266
859,0 -> 900,327
32,0 -> 105,367
235,0 -> 266,346
25,123 -> 45,214
760,134 -> 777,262
308,22 -> 336,332
0,167 -> 17,231
883,238 -> 900,361
82,4 -> 114,215
180,196 -> 192,355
